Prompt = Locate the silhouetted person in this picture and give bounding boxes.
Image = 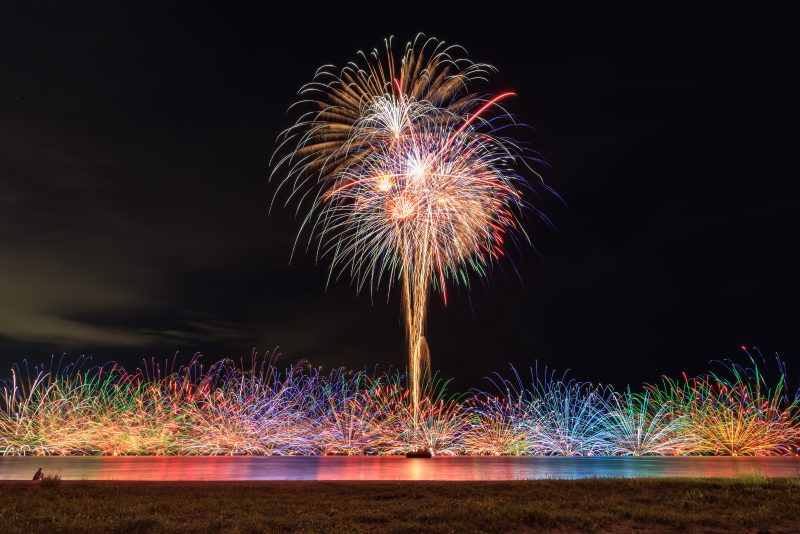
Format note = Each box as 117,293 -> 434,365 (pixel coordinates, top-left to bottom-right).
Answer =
32,468 -> 43,481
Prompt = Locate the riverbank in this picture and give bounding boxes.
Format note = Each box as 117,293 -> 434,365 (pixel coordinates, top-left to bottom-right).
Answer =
1,478 -> 798,533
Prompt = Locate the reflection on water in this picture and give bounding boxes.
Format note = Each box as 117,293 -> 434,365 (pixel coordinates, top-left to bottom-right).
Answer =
0,456 -> 798,481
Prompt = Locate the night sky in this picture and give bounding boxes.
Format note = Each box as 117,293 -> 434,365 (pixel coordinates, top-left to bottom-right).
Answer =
1,2 -> 796,391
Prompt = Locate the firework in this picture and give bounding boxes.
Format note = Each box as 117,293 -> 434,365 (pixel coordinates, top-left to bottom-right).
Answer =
272,35 -> 546,424
523,376 -> 610,456
314,368 -> 382,455
648,352 -> 800,456
476,366 -> 613,456
2,352 -> 798,456
369,373 -> 466,455
176,359 -> 320,455
601,389 -> 694,456
462,395 -> 530,456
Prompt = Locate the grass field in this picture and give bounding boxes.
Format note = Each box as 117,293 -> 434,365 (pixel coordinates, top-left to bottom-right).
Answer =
1,478 -> 798,533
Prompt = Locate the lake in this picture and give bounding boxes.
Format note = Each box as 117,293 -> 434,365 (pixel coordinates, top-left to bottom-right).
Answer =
2,456 -> 800,481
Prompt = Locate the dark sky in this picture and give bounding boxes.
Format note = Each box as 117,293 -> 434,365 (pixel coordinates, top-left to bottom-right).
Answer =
1,2 -> 797,390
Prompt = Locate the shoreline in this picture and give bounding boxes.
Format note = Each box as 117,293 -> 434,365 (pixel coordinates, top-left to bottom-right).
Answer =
3,455 -> 799,482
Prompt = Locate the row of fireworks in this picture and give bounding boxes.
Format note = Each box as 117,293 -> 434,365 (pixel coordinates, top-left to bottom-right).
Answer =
1,350 -> 798,457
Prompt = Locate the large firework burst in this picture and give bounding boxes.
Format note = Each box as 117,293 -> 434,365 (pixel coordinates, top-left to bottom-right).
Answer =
272,35 -> 546,425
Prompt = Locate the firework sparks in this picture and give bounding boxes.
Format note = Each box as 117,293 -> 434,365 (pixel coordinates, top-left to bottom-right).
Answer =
272,35 -> 545,427
1,353 -> 797,456
647,352 -> 800,456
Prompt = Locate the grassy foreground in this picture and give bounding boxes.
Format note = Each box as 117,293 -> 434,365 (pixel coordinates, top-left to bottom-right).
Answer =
1,478 -> 799,533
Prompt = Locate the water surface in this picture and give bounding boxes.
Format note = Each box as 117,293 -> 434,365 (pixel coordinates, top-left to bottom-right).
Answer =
2,456 -> 799,481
